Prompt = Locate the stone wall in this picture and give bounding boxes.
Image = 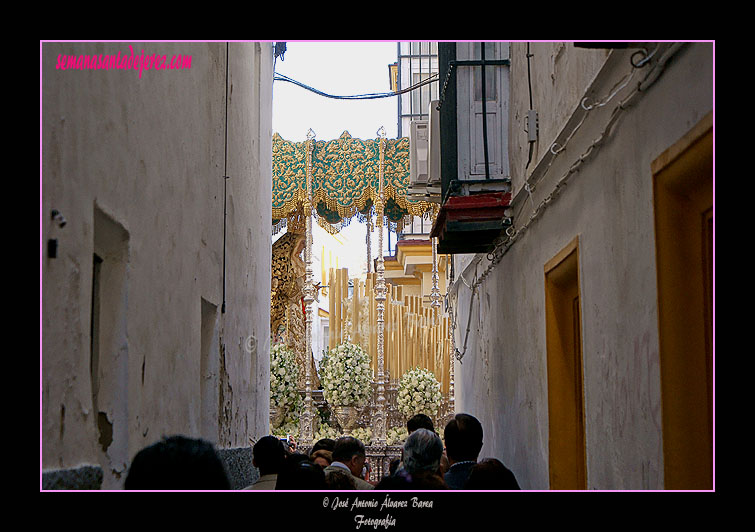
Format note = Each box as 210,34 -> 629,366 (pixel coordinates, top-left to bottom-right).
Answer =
450,43 -> 713,489
41,42 -> 274,489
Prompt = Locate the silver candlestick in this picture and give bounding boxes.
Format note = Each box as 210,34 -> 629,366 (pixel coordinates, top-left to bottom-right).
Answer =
373,126 -> 388,445
300,128 -> 316,445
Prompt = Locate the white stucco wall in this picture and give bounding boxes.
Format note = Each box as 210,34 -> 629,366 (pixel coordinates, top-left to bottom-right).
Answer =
450,43 -> 713,490
41,42 -> 273,488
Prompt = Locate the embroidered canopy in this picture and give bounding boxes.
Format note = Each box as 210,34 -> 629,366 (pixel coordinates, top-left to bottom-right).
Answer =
272,131 -> 435,234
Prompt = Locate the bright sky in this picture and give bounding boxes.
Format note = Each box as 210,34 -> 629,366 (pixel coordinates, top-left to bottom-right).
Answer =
272,41 -> 401,276
272,41 -> 398,141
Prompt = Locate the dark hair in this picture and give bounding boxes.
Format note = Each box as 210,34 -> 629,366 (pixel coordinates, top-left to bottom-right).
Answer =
253,435 -> 287,475
444,413 -> 484,463
464,458 -> 520,490
124,435 -> 230,490
310,438 -> 336,454
407,413 -> 435,434
324,468 -> 357,490
275,459 -> 326,490
311,449 -> 333,466
332,436 -> 366,463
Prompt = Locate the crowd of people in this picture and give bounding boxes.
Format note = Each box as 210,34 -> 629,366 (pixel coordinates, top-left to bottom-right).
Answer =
123,413 -> 520,491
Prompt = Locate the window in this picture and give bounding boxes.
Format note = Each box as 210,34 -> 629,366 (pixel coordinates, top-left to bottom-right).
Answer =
411,72 -> 438,119
398,42 -> 439,137
455,42 -> 510,181
410,42 -> 438,56
399,215 -> 431,238
472,42 -> 497,102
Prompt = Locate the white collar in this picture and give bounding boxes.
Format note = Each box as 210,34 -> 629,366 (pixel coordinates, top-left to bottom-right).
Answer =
330,461 -> 352,472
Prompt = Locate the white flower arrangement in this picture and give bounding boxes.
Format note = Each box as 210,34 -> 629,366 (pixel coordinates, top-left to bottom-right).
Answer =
270,343 -> 302,414
386,426 -> 408,446
319,342 -> 373,407
312,424 -> 372,445
314,424 -> 340,442
397,366 -> 442,419
351,427 -> 373,445
272,420 -> 299,440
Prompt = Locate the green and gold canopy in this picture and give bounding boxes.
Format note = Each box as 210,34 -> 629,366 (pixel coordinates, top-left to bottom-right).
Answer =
272,131 -> 435,234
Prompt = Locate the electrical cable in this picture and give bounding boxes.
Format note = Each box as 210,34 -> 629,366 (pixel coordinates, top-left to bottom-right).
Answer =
525,43 -> 535,170
273,71 -> 439,100
513,44 -> 667,228
222,42 -> 229,314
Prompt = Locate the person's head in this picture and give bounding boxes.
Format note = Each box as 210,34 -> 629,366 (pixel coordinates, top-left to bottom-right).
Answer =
324,468 -> 357,490
402,428 -> 444,475
311,449 -> 333,468
463,458 -> 519,490
443,413 -> 484,464
252,435 -> 287,476
275,459 -> 326,490
124,435 -> 230,490
407,413 -> 435,434
310,438 -> 336,454
332,436 -> 367,477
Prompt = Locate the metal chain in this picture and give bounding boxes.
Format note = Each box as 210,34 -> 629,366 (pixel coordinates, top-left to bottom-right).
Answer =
436,63 -> 456,110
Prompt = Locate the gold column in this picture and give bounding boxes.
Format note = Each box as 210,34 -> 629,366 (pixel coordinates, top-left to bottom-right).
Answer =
431,313 -> 437,379
424,310 -> 430,372
340,268 -> 348,343
328,267 -> 335,350
399,303 -> 405,378
366,217 -> 372,273
334,269 -> 342,346
408,311 -> 415,369
388,287 -> 398,382
366,274 -> 376,377
321,245 -> 327,297
442,317 -> 450,394
431,233 -> 441,312
351,272 -> 360,346
385,292 -> 392,380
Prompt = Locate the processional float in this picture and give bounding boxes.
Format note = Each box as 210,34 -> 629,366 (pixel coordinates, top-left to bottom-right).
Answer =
271,128 -> 454,475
